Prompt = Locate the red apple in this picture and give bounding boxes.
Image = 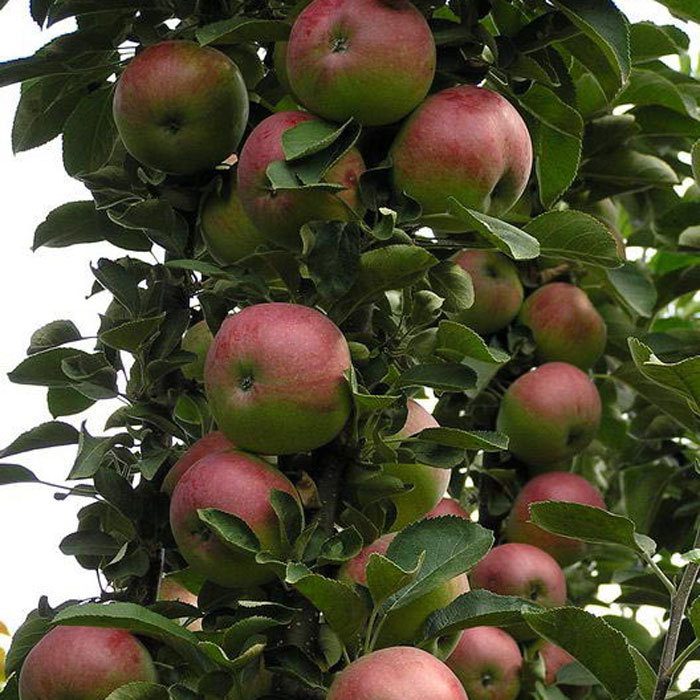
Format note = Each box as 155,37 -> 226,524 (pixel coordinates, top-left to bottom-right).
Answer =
170,450 -> 300,587
391,85 -> 533,229
113,41 -> 248,174
19,626 -> 156,699
181,320 -> 214,381
519,283 -> 607,370
205,303 -> 352,455
496,363 -> 602,469
327,646 -> 468,700
446,626 -> 523,700
237,110 -> 366,248
453,250 -> 524,335
539,642 -> 577,686
426,497 -> 472,520
470,543 -> 567,607
158,577 -> 202,631
505,472 -> 606,565
286,0 -> 435,126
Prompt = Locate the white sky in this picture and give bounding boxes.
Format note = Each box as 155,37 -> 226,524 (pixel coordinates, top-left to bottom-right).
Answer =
0,0 -> 698,680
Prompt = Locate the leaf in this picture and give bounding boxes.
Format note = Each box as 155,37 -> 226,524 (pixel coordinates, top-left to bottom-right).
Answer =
428,261 -> 474,311
47,387 -> 95,418
61,352 -> 118,400
365,552 -> 423,607
692,140 -> 700,184
59,531 -> 120,557
33,201 -> 125,250
581,149 -> 679,189
99,315 -> 165,353
92,259 -> 141,315
617,68 -> 696,116
605,263 -> 658,318
0,464 -> 39,486
655,1 -> 700,23
196,17 -> 289,45
446,200 -> 540,260
110,200 -> 189,255
283,118 -> 353,162
416,427 -> 508,452
396,363 -> 476,391
435,321 -> 510,364
5,614 -> 51,675
105,683 -> 170,700
197,508 -> 260,556
523,607 -> 638,700
8,347 -> 83,387
0,422 -> 78,459
68,425 -> 132,480
317,527 -> 363,565
28,320 -> 82,354
630,22 -> 690,63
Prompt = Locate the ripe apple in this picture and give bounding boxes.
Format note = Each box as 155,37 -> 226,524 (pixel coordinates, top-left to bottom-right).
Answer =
505,472 -> 606,565
327,646 -> 468,700
286,0 -> 435,126
391,85 -> 533,229
446,626 -> 523,700
162,431 -> 235,495
496,363 -> 602,469
181,320 -> 214,381
538,642 -> 577,686
426,497 -> 472,520
205,303 -> 352,455
19,625 -> 157,699
519,283 -> 607,370
453,250 -> 524,335
340,532 -> 469,648
470,543 -> 567,608
113,41 -> 249,175
237,110 -> 366,248
158,577 -> 202,631
169,450 -> 300,587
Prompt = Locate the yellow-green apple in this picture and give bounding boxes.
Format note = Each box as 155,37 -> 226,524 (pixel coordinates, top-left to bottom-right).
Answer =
470,543 -> 566,607
19,626 -> 156,699
339,532 -> 469,648
446,626 -> 523,700
237,111 -> 366,248
286,0 -> 435,126
519,283 -> 607,370
113,41 -> 248,174
162,431 -> 234,495
505,472 -> 606,565
426,497 -> 472,520
181,320 -> 214,381
391,85 -> 533,229
205,303 -> 352,455
169,450 -> 300,587
496,363 -> 602,469
453,250 -> 524,335
328,646 -> 468,700
158,577 -> 202,631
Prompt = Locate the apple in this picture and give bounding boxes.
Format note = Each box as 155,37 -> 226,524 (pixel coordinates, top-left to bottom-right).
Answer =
158,577 -> 202,631
181,320 -> 214,381
340,532 -> 469,648
426,497 -> 472,520
519,283 -> 607,370
505,472 -> 606,565
391,85 -> 533,229
328,646 -> 468,700
113,41 -> 248,175
19,625 -> 156,699
538,642 -> 577,686
496,362 -> 602,469
453,250 -> 524,335
169,450 -> 300,587
162,431 -> 235,495
273,42 -> 293,95
286,0 -> 435,126
470,543 -> 566,607
237,110 -> 366,248
205,302 -> 352,455
446,626 -> 523,700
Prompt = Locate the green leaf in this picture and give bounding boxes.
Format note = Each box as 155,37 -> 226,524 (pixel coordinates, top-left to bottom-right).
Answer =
630,22 -> 690,63
5,614 -> 51,675
68,425 -> 132,480
416,427 -> 508,452
105,683 -> 170,700
688,597 -> 700,638
33,201 -> 125,250
110,200 -> 189,255
523,607 -> 638,700
283,118 -> 354,162
655,0 -> 700,23
196,17 -> 289,45
28,320 -> 81,354
692,140 -> 700,184
365,552 -> 423,608
318,527 -> 363,565
60,531 -> 120,557
47,387 -> 95,418
0,464 -> 39,486
428,261 -> 474,311
629,646 -> 656,700
99,315 -> 165,353
605,263 -> 658,317
61,352 -> 118,400
0,422 -> 78,459
617,68 -> 696,116
270,490 -> 304,551
435,321 -> 510,364
396,363 -> 476,391
92,259 -> 141,315
197,508 -> 260,556
8,347 -> 82,387
581,149 -> 679,189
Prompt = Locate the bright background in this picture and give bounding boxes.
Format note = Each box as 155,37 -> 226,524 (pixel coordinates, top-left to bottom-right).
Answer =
0,0 -> 698,680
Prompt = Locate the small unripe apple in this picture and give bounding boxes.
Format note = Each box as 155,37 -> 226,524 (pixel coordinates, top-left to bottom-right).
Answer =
505,472 -> 606,565
453,250 -> 524,335
205,303 -> 352,455
237,111 -> 366,249
327,646 -> 468,700
391,85 -> 533,229
519,283 -> 607,370
113,41 -> 248,174
426,497 -> 472,520
496,363 -> 602,469
340,533 -> 469,648
470,543 -> 567,608
286,0 -> 435,126
446,626 -> 523,700
181,320 -> 214,381
170,450 -> 300,587
19,626 -> 157,699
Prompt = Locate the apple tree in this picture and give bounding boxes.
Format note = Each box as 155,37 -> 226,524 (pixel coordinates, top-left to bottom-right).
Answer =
1,0 -> 700,699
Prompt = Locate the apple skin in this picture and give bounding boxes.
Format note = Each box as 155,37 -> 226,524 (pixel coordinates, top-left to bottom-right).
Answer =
237,110 -> 366,249
162,431 -> 235,495
519,283 -> 607,370
158,577 -> 202,631
169,450 -> 300,587
426,497 -> 472,520
539,642 -> 577,686
496,362 -> 602,469
181,320 -> 214,381
19,625 -> 157,699
113,41 -> 249,175
446,626 -> 523,700
328,646 -> 468,700
340,532 -> 469,648
453,250 -> 524,335
205,303 -> 352,455
391,85 -> 533,229
505,472 -> 606,565
470,543 -> 567,608
286,0 -> 435,126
